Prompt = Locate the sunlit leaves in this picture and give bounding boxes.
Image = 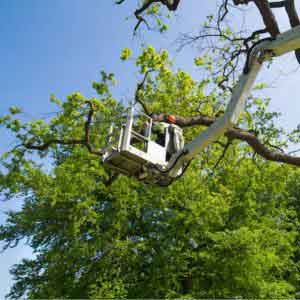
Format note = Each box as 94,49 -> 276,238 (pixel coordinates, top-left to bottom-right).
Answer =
136,46 -> 170,73
194,57 -> 205,66
9,106 -> 22,115
120,47 -> 132,61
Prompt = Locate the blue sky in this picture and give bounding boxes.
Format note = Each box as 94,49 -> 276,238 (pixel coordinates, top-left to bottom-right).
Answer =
0,0 -> 299,297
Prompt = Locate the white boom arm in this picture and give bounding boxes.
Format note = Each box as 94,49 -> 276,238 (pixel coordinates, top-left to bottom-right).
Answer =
167,25 -> 300,178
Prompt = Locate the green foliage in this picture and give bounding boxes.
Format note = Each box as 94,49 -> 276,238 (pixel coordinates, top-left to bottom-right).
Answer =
9,106 -> 22,115
120,47 -> 132,61
1,43 -> 300,299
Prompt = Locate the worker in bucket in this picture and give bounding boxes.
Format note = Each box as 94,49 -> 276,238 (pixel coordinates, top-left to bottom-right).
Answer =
152,115 -> 184,161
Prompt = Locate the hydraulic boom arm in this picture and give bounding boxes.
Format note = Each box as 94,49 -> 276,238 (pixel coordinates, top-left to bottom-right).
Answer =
166,25 -> 300,178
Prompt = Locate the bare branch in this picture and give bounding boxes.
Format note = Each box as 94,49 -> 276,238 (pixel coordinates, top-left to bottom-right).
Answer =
219,0 -> 229,22
132,0 -> 181,31
233,0 -> 280,37
284,0 -> 300,27
133,0 -> 159,32
134,71 -> 153,116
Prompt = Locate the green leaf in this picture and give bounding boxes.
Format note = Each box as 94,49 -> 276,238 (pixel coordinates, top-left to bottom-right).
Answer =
120,47 -> 132,61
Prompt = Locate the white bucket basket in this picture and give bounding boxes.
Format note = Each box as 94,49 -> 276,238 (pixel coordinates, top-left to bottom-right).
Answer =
103,107 -> 170,179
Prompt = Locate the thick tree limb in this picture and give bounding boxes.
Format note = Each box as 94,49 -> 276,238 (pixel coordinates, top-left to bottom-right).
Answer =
284,0 -> 300,27
22,102 -> 300,167
269,1 -> 286,8
161,0 -> 181,10
233,0 -> 280,37
151,112 -> 300,166
253,0 -> 280,36
270,0 -> 300,27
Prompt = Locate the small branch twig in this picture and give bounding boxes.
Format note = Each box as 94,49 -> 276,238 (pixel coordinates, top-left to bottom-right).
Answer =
213,138 -> 232,170
134,71 -> 153,116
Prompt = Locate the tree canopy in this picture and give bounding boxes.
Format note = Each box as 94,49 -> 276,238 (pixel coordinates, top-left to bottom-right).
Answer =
1,0 -> 300,298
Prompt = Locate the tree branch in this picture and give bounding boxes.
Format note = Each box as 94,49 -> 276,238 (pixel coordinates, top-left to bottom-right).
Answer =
284,0 -> 300,27
131,0 -> 181,31
134,71 -> 153,116
151,112 -> 300,166
269,1 -> 286,8
24,101 -> 104,156
213,138 -> 232,170
22,101 -> 300,167
233,0 -> 280,37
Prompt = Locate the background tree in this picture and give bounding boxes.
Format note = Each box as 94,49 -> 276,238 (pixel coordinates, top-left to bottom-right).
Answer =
1,0 -> 300,298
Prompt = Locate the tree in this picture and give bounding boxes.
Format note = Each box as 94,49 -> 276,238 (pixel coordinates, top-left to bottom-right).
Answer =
1,0 -> 300,298
116,0 -> 300,166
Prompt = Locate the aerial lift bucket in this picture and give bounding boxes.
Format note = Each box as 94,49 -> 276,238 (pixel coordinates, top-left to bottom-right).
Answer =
102,107 -> 170,180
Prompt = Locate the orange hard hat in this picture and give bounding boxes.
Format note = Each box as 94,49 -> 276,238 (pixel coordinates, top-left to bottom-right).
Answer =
167,114 -> 176,124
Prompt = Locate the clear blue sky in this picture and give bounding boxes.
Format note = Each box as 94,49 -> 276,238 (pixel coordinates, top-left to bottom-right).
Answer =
0,0 -> 299,297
